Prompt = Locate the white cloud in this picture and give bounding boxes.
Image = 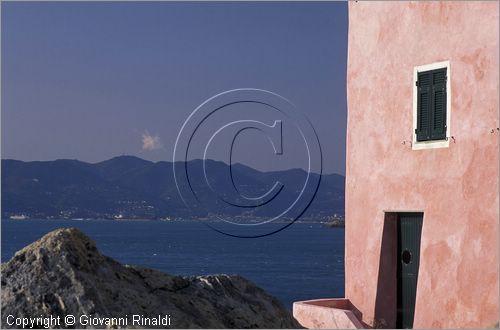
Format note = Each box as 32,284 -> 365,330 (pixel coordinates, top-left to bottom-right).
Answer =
142,131 -> 162,151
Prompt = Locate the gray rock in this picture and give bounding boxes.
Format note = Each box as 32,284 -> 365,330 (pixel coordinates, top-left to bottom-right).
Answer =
1,228 -> 301,329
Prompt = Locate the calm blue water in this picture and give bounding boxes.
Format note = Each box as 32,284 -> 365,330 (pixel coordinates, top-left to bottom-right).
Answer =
1,219 -> 344,308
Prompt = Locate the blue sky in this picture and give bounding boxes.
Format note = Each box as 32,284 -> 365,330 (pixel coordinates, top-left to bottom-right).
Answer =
2,1 -> 348,174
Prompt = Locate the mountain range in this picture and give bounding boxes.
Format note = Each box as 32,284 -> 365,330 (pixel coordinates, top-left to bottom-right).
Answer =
1,156 -> 344,220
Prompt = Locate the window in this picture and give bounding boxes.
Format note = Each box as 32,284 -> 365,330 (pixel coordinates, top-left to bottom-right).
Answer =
412,61 -> 450,150
415,68 -> 447,141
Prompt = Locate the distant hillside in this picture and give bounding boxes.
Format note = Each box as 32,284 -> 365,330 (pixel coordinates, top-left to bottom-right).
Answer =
1,156 -> 344,220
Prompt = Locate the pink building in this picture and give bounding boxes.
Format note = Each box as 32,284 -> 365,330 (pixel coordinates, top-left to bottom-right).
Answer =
294,2 -> 499,328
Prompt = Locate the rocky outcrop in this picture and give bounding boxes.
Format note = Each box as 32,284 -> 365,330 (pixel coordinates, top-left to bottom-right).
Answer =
1,228 -> 300,328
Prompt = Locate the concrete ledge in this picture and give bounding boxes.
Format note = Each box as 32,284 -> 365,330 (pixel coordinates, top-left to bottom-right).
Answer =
293,298 -> 364,329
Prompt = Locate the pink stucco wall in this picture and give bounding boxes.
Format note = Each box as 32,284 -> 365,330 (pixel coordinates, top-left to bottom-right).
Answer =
346,2 -> 499,328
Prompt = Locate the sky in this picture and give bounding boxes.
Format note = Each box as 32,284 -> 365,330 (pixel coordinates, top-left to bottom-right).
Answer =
2,1 -> 348,175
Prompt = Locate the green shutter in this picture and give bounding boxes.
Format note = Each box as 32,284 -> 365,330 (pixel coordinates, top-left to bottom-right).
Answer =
415,72 -> 432,141
415,68 -> 447,142
430,69 -> 447,140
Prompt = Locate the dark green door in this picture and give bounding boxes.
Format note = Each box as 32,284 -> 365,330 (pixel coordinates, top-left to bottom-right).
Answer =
396,213 -> 423,329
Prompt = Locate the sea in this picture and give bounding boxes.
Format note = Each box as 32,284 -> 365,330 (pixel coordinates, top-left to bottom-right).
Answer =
1,219 -> 345,309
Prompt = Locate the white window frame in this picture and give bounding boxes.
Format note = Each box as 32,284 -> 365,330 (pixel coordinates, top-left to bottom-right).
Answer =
412,60 -> 451,150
